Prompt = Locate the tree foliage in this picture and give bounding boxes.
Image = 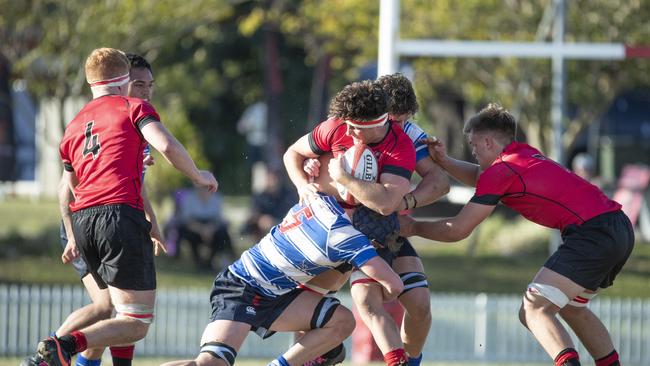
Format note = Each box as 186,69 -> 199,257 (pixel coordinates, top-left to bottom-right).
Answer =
1,0 -> 649,197
401,0 -> 650,159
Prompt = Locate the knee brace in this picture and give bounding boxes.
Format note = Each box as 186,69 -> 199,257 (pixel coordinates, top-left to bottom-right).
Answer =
115,303 -> 155,324
310,297 -> 341,329
200,342 -> 237,366
399,272 -> 428,294
527,283 -> 569,308
568,290 -> 598,307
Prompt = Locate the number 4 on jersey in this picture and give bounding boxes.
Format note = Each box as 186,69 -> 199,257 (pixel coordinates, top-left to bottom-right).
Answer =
83,120 -> 101,158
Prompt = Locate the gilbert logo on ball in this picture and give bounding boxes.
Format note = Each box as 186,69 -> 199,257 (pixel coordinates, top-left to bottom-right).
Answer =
336,144 -> 378,205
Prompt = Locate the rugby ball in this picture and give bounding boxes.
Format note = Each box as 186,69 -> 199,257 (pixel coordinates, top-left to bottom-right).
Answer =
336,144 -> 378,205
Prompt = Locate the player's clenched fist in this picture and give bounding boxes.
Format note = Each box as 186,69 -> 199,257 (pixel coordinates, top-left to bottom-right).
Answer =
194,170 -> 219,193
419,136 -> 447,165
302,158 -> 321,178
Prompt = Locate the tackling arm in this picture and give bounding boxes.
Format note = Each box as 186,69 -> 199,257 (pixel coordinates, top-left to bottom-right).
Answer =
141,121 -> 217,192
422,137 -> 480,187
397,156 -> 450,211
439,156 -> 481,187
401,202 -> 495,242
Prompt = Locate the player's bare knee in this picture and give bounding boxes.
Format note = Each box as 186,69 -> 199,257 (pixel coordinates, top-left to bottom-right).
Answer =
559,301 -> 591,322
410,303 -> 431,324
126,320 -> 150,341
355,300 -> 382,319
329,307 -> 355,337
92,302 -> 113,320
402,291 -> 431,321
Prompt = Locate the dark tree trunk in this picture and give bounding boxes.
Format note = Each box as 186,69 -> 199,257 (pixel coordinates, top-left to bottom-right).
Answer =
262,11 -> 284,172
0,52 -> 16,182
307,53 -> 332,130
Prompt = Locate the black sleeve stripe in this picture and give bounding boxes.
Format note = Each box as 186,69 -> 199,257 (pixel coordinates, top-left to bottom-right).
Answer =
382,165 -> 412,181
308,132 -> 325,155
137,116 -> 159,130
63,163 -> 74,172
470,194 -> 501,205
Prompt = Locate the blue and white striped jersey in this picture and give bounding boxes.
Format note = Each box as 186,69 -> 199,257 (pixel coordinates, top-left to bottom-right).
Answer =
229,194 -> 377,297
402,121 -> 430,162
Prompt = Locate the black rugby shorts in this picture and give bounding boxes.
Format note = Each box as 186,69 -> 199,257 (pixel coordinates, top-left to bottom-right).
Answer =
72,204 -> 156,290
544,210 -> 634,291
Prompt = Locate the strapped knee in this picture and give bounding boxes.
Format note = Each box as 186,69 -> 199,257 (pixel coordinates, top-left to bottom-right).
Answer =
200,342 -> 237,366
115,303 -> 155,324
399,272 -> 428,294
349,270 -> 377,287
568,290 -> 598,307
527,283 -> 569,308
310,297 -> 341,329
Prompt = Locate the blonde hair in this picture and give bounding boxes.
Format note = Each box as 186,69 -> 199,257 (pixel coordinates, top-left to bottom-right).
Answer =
84,48 -> 129,84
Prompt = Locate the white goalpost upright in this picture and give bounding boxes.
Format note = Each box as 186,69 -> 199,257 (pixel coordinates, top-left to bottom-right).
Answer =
378,0 -> 650,165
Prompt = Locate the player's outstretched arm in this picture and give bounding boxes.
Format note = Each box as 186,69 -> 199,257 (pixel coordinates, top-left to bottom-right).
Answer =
141,121 -> 218,192
399,202 -> 495,242
358,256 -> 404,302
421,137 -> 481,187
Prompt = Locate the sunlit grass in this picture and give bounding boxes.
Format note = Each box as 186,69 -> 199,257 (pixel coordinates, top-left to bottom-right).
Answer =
0,358 -> 550,366
1,198 -> 649,298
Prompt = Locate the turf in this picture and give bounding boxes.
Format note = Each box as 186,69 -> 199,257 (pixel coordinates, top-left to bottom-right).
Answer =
0,358 -> 550,366
1,197 -> 649,297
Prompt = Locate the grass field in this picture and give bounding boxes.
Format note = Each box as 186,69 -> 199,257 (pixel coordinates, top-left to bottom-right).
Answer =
1,197 -> 649,297
0,198 -> 648,366
0,358 -> 549,366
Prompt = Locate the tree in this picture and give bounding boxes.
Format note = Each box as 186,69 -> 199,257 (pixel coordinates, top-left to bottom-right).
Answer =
400,0 -> 650,160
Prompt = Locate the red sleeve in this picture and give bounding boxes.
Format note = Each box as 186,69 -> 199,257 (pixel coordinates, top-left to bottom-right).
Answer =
307,118 -> 342,155
381,134 -> 416,180
130,99 -> 161,130
59,141 -> 73,172
471,164 -> 515,205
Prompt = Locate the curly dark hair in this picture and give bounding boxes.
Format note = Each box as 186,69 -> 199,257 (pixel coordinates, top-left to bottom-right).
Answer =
328,80 -> 387,120
375,73 -> 418,116
126,53 -> 153,75
463,103 -> 516,143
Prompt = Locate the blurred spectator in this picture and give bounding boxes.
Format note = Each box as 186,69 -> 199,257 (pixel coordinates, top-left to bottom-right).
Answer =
572,153 -> 596,180
572,152 -> 604,188
240,169 -> 296,241
237,101 -> 267,166
237,101 -> 269,193
167,187 -> 235,271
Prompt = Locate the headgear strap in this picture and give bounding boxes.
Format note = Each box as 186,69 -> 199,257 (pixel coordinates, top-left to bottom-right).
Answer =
344,113 -> 388,129
88,72 -> 130,89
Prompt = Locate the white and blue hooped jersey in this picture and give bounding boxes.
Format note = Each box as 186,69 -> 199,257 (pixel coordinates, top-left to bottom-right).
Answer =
228,194 -> 377,297
141,145 -> 151,182
402,121 -> 429,162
